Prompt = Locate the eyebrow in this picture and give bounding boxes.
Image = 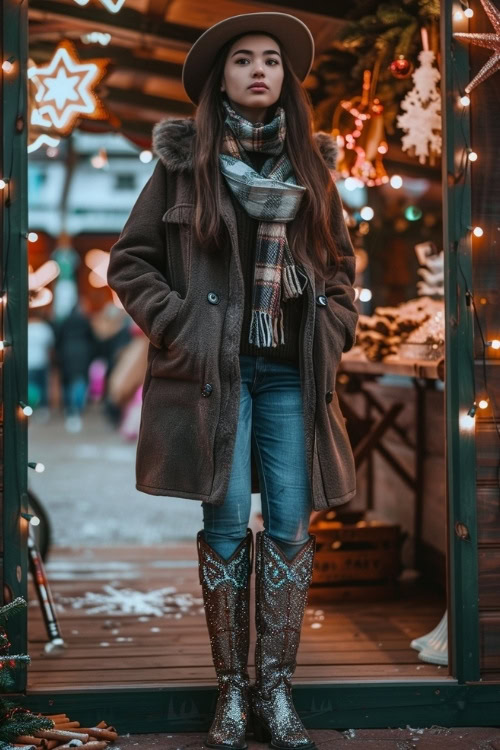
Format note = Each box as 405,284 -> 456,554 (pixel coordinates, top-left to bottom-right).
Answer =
231,49 -> 281,58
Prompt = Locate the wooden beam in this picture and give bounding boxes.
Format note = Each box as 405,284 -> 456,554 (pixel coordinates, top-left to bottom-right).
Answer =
104,86 -> 194,116
29,41 -> 184,81
247,0 -> 353,18
29,0 -> 200,49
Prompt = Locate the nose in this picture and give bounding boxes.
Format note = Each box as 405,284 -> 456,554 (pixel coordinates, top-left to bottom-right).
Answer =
252,63 -> 265,77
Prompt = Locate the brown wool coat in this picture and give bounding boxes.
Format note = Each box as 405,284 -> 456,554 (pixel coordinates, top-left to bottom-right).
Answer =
107,119 -> 359,510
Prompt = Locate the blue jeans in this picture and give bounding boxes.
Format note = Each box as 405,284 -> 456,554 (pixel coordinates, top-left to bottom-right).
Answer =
202,355 -> 312,561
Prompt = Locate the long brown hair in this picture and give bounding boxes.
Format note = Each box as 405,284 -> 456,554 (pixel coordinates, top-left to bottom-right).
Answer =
193,34 -> 340,278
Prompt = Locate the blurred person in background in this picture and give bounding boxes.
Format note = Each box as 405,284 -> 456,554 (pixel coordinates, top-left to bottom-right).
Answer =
54,300 -> 97,432
28,311 -> 55,422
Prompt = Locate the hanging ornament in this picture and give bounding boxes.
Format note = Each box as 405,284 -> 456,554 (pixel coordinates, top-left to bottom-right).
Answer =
390,54 -> 414,79
28,40 -> 109,137
331,68 -> 389,187
454,0 -> 500,92
396,29 -> 441,165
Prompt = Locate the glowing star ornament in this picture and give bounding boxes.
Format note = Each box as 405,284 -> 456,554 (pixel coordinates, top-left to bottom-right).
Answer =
73,0 -> 126,12
454,0 -> 500,92
28,41 -> 109,136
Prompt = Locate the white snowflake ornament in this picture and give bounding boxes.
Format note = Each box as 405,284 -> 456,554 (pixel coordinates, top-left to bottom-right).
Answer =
397,49 -> 442,165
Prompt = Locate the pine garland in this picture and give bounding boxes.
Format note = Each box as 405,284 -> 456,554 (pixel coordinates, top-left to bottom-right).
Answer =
0,598 -> 54,742
307,0 -> 440,134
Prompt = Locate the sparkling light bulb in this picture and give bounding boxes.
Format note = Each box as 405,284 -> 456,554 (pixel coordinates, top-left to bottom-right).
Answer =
2,60 -> 14,73
21,403 -> 33,416
139,150 -> 153,164
0,179 -> 7,190
35,462 -> 45,473
478,399 -> 489,409
464,7 -> 474,16
359,288 -> 373,302
390,175 -> 403,189
489,339 -> 500,350
28,232 -> 38,243
468,151 -> 478,162
460,95 -> 470,106
473,226 -> 484,237
460,414 -> 475,430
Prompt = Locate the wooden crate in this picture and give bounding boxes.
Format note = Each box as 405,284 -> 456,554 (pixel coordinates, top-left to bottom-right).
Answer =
309,511 -> 404,602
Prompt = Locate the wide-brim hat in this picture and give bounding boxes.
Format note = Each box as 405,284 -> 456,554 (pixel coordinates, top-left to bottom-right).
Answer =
182,12 -> 315,105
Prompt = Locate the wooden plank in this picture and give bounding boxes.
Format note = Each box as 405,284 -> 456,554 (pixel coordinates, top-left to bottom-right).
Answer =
477,488 -> 500,544
478,549 -> 500,610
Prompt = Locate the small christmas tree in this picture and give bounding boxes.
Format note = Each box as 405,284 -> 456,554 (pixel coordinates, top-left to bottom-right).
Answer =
0,598 -> 53,749
396,48 -> 442,164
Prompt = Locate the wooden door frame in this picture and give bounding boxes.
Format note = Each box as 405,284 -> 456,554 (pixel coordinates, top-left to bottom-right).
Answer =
3,0 -> 499,729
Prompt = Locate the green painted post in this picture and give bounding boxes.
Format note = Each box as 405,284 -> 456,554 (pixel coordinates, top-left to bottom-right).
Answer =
441,0 -> 480,682
1,0 -> 29,691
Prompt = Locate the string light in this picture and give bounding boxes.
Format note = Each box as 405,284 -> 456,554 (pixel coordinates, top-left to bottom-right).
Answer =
28,461 -> 45,473
472,226 -> 484,237
460,95 -> 471,106
487,339 -> 500,350
19,401 -> 33,416
464,7 -> 474,17
2,59 -> 14,74
359,288 -> 373,302
468,150 -> 478,162
27,232 -> 38,243
478,399 -> 489,409
460,413 -> 476,430
139,150 -> 153,164
0,179 -> 8,190
21,512 -> 40,526
0,341 -> 11,350
467,403 -> 477,418
390,175 -> 403,189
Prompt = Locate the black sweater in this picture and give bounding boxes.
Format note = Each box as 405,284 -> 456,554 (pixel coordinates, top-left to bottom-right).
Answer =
229,151 -> 303,365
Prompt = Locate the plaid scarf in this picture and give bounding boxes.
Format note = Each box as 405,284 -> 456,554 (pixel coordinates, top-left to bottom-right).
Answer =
219,101 -> 307,347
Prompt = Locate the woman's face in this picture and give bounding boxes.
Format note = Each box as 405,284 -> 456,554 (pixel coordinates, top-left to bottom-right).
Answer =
221,34 -> 284,123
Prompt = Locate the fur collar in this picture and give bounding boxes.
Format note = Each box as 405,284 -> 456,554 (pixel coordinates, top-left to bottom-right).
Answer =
152,117 -> 338,172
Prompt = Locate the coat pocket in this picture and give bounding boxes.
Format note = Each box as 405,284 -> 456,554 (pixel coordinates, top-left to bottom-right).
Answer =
162,203 -> 194,299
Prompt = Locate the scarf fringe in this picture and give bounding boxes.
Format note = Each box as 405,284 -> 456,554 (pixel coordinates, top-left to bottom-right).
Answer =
249,309 -> 285,348
282,264 -> 303,298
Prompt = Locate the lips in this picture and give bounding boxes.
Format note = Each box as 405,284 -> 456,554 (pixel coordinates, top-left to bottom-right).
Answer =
249,83 -> 268,90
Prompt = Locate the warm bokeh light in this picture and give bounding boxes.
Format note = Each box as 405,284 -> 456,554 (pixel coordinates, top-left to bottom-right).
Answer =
390,175 -> 403,189
473,226 -> 484,237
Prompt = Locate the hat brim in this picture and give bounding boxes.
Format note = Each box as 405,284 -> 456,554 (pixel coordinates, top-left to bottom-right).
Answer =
182,12 -> 314,106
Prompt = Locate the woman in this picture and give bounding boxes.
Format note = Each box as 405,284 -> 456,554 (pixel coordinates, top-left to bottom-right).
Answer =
107,12 -> 358,750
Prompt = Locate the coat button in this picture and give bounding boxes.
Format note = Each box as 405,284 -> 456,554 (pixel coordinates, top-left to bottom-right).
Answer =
201,383 -> 213,398
325,390 -> 333,403
207,292 -> 220,305
316,295 -> 327,306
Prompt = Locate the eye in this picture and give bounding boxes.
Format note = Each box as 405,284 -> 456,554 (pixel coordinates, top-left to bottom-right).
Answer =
266,58 -> 280,66
234,57 -> 249,65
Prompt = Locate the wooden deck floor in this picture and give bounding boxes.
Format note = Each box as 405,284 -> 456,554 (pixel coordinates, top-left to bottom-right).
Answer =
27,543 -> 448,691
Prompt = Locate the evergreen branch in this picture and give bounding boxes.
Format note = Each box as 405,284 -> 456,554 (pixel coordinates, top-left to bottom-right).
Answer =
0,656 -> 30,667
0,600 -> 27,625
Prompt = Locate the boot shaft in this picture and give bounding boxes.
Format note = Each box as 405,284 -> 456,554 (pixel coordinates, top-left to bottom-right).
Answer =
197,529 -> 253,682
254,531 -> 316,694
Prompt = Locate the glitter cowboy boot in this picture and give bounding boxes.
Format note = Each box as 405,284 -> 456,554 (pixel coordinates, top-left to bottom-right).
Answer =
250,531 -> 317,750
197,528 -> 254,750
